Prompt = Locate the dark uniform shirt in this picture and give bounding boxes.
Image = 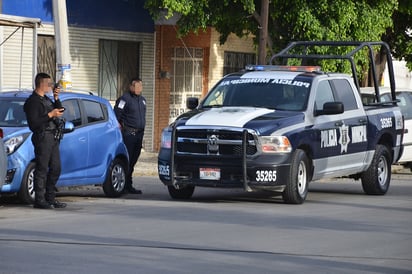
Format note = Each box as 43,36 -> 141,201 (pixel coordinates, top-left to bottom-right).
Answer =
114,92 -> 146,130
24,91 -> 62,133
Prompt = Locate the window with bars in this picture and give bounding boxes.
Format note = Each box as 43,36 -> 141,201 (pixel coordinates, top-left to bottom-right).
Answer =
99,40 -> 140,100
170,47 -> 203,123
223,51 -> 256,75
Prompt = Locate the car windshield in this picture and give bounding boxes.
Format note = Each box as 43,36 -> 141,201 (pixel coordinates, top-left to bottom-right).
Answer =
0,99 -> 27,127
201,76 -> 311,111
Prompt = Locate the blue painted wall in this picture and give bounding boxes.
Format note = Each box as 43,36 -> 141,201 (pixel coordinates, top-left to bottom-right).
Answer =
2,0 -> 54,22
2,0 -> 154,33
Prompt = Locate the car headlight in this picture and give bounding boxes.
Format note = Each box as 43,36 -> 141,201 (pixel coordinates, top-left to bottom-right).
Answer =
258,136 -> 292,153
4,133 -> 30,155
160,128 -> 172,149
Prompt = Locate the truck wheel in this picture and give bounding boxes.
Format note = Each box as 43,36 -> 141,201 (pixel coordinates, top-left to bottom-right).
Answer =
103,158 -> 126,197
168,185 -> 195,199
282,149 -> 309,204
361,145 -> 391,195
18,162 -> 36,204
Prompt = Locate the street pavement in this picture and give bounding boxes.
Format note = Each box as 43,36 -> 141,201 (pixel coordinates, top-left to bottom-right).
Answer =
0,152 -> 411,274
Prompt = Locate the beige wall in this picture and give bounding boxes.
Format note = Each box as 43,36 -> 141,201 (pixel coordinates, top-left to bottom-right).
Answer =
208,29 -> 256,88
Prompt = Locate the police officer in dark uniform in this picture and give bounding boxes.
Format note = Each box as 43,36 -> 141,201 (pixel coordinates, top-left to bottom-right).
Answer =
114,78 -> 146,194
24,72 -> 67,209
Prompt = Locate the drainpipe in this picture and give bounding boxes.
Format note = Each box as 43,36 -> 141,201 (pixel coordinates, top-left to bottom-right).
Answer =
52,0 -> 72,90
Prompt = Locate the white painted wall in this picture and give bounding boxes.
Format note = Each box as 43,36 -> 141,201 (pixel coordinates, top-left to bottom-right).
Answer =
384,60 -> 412,90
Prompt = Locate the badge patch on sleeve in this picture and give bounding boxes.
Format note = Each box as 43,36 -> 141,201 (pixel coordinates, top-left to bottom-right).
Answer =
118,100 -> 126,109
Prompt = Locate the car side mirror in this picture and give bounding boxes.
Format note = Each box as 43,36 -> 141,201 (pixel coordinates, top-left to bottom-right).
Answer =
315,102 -> 344,116
186,97 -> 199,110
63,121 -> 75,133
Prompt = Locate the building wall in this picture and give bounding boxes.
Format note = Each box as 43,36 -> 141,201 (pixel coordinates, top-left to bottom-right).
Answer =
0,23 -> 156,151
2,0 -> 154,33
153,25 -> 211,151
209,29 -> 256,87
384,60 -> 412,90
0,25 -> 37,89
152,26 -> 256,152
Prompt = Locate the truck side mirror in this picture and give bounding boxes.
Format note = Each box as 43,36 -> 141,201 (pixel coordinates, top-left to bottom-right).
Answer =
186,97 -> 199,110
315,102 -> 344,116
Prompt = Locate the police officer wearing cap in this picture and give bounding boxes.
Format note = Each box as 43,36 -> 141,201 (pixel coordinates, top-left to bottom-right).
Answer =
24,72 -> 67,209
114,78 -> 146,194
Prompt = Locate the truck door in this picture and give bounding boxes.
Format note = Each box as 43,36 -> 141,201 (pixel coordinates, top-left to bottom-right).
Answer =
331,78 -> 368,169
312,79 -> 368,178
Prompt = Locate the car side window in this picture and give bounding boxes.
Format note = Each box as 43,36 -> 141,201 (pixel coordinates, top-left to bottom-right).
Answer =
331,79 -> 358,111
62,99 -> 82,127
83,100 -> 106,124
314,80 -> 335,111
391,93 -> 412,120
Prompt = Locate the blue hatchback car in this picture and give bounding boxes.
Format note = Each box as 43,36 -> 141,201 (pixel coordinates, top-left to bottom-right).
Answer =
0,90 -> 129,203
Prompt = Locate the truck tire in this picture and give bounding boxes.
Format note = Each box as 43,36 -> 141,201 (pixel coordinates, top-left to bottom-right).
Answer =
103,158 -> 126,197
282,149 -> 309,204
168,185 -> 195,199
361,144 -> 391,195
18,162 -> 36,204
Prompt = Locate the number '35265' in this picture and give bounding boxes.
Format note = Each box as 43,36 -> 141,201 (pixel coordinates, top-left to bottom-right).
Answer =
380,117 -> 392,128
256,170 -> 277,182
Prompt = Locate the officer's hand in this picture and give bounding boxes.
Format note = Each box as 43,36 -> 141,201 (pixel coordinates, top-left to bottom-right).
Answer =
53,86 -> 61,100
49,108 -> 64,118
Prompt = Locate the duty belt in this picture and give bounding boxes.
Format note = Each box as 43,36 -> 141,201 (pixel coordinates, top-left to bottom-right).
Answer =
123,125 -> 144,133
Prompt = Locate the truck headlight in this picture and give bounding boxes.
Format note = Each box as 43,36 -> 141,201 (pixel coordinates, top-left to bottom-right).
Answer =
258,136 -> 292,153
160,128 -> 172,149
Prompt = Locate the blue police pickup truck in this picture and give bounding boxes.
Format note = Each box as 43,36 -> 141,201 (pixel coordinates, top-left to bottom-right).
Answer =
158,41 -> 404,204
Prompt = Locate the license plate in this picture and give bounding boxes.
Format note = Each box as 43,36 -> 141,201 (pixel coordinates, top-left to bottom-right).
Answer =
199,168 -> 221,180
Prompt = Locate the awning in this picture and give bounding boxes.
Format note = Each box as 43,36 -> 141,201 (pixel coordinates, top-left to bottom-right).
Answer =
0,14 -> 42,89
0,13 -> 41,28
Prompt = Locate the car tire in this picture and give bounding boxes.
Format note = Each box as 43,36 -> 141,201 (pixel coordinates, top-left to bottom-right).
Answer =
282,149 -> 310,204
18,162 -> 36,204
167,185 -> 195,199
103,158 -> 127,198
361,144 -> 391,195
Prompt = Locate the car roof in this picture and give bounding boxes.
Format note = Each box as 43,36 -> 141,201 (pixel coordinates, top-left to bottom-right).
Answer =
0,90 -> 109,104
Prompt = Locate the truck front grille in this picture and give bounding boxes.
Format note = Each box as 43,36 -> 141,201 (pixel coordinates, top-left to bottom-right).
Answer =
175,128 -> 257,156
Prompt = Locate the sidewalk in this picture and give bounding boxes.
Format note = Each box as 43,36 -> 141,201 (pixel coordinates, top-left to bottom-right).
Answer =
133,150 -> 158,176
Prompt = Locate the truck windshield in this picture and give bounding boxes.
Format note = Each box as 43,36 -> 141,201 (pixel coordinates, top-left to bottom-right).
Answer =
202,76 -> 311,111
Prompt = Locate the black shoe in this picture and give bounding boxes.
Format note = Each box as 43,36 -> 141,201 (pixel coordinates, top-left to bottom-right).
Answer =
125,187 -> 142,194
33,200 -> 53,209
49,200 -> 67,208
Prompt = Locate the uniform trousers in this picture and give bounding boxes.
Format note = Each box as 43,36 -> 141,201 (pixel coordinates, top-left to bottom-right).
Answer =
122,129 -> 144,187
32,131 -> 61,203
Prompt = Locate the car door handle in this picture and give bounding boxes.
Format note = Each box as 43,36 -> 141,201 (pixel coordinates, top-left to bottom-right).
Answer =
335,121 -> 343,126
358,118 -> 367,124
79,137 -> 87,142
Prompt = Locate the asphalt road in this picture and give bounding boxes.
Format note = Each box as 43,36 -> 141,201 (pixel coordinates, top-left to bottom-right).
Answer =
0,173 -> 411,274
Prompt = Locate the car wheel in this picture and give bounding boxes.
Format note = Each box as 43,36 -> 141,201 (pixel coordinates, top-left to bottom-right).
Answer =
361,144 -> 391,195
282,149 -> 310,204
167,185 -> 195,199
103,158 -> 126,197
18,162 -> 36,204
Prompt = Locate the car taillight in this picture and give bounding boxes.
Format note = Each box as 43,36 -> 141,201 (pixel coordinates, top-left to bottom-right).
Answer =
0,128 -> 3,138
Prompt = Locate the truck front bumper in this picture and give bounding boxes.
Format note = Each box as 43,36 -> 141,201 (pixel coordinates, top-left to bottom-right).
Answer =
158,151 -> 292,192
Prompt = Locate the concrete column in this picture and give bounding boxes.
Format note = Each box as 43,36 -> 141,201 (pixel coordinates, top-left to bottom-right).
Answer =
52,0 -> 72,90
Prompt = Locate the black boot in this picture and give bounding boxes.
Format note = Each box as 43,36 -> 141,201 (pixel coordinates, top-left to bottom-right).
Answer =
33,200 -> 53,209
